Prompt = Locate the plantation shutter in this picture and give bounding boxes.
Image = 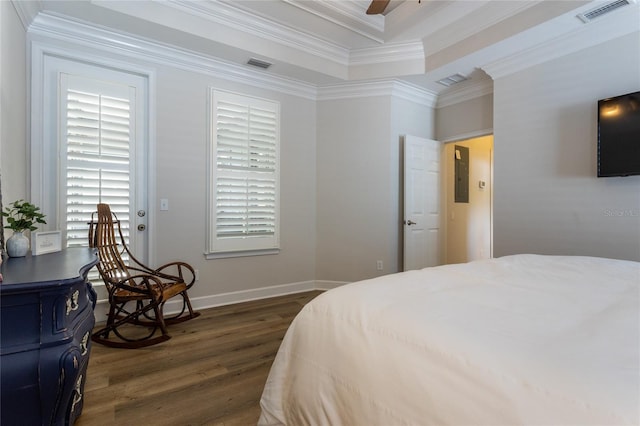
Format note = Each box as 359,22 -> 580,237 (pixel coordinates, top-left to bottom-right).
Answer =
61,74 -> 134,250
209,90 -> 280,255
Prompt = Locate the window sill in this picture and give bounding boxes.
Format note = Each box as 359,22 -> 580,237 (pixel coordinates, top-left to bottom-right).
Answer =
204,248 -> 280,260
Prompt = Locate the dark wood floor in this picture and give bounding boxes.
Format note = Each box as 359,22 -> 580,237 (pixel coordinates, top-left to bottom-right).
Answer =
76,291 -> 322,426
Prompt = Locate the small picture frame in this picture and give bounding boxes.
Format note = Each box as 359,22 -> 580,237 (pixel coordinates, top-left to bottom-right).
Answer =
32,231 -> 62,256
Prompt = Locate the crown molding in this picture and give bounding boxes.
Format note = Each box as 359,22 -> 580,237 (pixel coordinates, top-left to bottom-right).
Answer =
436,77 -> 494,108
284,0 -> 385,42
314,0 -> 384,32
350,41 -> 424,66
392,80 -> 438,108
317,80 -> 397,100
11,0 -> 41,31
317,79 -> 437,107
166,0 -> 350,65
26,10 -> 442,106
482,3 -> 640,80
28,13 -> 318,100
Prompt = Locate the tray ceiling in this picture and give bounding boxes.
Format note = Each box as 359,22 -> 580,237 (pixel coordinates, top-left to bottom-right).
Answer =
24,0 -> 639,93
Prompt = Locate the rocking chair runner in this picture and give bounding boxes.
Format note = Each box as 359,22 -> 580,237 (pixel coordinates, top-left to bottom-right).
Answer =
89,203 -> 200,348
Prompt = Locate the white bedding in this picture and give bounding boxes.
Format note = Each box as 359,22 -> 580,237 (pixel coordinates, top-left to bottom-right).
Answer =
259,255 -> 640,425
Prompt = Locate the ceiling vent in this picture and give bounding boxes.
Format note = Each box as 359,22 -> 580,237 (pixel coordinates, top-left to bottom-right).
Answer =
436,73 -> 468,87
247,58 -> 272,69
577,0 -> 635,23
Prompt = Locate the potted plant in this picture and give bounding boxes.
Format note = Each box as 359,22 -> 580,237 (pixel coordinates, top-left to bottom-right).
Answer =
2,199 -> 47,257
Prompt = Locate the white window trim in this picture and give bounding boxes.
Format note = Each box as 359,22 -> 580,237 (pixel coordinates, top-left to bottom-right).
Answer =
206,88 -> 281,259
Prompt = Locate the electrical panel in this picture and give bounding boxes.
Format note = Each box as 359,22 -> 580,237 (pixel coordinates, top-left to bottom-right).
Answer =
454,145 -> 469,203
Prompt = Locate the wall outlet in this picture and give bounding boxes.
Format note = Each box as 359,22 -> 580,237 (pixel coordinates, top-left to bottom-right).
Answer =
376,260 -> 383,271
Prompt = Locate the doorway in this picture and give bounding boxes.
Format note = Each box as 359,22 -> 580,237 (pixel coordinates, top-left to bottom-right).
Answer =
444,135 -> 493,264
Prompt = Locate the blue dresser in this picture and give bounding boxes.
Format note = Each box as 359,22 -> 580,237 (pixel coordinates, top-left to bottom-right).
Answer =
0,248 -> 98,425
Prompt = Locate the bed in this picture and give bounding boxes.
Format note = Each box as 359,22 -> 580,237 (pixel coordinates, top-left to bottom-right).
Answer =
258,254 -> 640,425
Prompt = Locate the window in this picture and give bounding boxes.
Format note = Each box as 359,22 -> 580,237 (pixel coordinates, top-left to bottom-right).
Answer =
60,74 -> 135,250
207,90 -> 280,258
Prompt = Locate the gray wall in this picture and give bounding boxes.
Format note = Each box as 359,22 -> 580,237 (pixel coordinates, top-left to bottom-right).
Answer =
152,67 -> 319,298
436,93 -> 493,142
315,94 -> 433,282
1,2 -> 28,212
315,96 -> 391,283
26,28 -> 319,306
493,32 -> 640,261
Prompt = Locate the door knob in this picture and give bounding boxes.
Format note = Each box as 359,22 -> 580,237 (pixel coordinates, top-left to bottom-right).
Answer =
406,220 -> 416,226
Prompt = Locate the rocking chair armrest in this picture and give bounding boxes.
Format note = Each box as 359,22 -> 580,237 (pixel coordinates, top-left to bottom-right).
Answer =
151,262 -> 196,288
108,273 -> 166,296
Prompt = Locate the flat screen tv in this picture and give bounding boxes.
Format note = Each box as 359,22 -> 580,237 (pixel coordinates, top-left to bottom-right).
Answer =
597,90 -> 640,177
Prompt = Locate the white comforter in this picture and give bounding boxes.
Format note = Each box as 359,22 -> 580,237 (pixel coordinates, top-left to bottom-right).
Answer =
259,255 -> 640,425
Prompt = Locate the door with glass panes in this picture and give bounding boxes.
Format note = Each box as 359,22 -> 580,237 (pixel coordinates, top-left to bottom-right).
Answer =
52,62 -> 148,265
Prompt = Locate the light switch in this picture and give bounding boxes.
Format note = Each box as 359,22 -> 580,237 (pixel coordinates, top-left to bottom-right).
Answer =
160,198 -> 169,211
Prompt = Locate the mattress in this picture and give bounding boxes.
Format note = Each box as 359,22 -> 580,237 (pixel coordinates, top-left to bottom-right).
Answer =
259,254 -> 640,425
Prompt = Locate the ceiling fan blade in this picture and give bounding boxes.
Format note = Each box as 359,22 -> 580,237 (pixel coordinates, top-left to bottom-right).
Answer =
366,0 -> 391,15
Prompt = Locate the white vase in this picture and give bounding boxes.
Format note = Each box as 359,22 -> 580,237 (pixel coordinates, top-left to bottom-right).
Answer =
7,231 -> 30,257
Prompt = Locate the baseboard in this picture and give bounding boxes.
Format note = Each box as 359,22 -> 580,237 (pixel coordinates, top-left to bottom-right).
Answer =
187,280 -> 317,311
315,280 -> 349,290
93,279 -> 350,322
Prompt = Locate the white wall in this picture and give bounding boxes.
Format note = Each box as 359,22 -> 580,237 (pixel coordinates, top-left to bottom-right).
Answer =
1,1 -> 28,217
493,31 -> 640,261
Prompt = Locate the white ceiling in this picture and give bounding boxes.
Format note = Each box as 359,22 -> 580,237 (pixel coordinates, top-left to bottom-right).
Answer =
26,0 -> 640,93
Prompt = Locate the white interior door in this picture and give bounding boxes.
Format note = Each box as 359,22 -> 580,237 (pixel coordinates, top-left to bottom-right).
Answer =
403,135 -> 442,271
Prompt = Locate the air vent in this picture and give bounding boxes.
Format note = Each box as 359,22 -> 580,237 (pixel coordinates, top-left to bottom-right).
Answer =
247,58 -> 272,69
437,73 -> 468,87
577,0 -> 635,23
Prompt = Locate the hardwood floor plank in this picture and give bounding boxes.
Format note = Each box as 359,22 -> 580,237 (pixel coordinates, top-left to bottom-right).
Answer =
76,291 -> 321,425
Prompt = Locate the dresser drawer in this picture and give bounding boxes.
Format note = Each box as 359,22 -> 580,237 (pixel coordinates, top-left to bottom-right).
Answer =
66,363 -> 89,426
61,313 -> 95,424
39,280 -> 93,345
57,280 -> 92,328
42,312 -> 95,425
0,292 -> 41,352
0,350 -> 41,424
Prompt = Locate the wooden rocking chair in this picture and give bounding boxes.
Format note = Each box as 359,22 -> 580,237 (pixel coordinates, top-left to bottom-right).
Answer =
89,203 -> 200,348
